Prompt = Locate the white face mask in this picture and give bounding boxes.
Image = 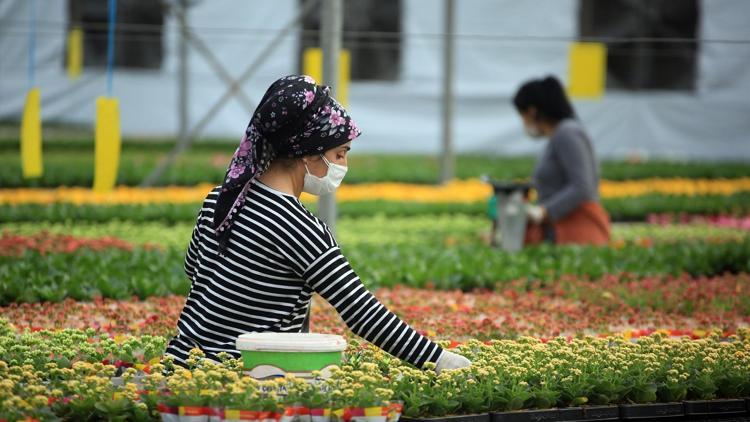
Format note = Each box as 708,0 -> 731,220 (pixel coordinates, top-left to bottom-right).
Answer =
303,155 -> 348,196
524,123 -> 544,139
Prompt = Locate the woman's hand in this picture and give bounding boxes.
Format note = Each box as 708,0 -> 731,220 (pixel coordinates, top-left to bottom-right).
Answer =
525,204 -> 547,224
435,350 -> 472,374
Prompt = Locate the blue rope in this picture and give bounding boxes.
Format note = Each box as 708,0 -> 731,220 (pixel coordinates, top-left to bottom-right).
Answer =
27,0 -> 36,88
106,0 -> 117,96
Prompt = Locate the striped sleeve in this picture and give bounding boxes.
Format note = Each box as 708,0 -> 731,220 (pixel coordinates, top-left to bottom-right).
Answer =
184,208 -> 202,279
303,247 -> 444,369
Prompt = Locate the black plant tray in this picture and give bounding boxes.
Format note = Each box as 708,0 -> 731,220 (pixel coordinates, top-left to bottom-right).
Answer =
490,406 -> 620,422
684,399 -> 748,417
618,403 -> 684,419
400,400 -> 750,422
492,408 -> 571,422
401,413 -> 490,422
578,406 -> 621,421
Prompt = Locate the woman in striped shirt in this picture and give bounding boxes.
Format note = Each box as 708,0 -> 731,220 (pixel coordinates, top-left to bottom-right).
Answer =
165,75 -> 471,374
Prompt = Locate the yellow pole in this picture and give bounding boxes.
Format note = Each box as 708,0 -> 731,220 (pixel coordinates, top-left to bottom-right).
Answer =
568,42 -> 607,98
93,97 -> 121,192
67,26 -> 83,80
303,47 -> 350,106
20,88 -> 43,178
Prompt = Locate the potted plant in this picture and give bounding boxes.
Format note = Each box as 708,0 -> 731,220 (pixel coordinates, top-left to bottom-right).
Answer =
222,378 -> 281,422
619,379 -> 683,420
391,362 -> 488,422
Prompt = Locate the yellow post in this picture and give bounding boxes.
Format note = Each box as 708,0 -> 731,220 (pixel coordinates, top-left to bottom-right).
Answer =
93,97 -> 121,192
20,87 -> 43,178
337,49 -> 350,106
568,42 -> 607,99
303,48 -> 323,87
67,26 -> 83,80
303,47 -> 351,106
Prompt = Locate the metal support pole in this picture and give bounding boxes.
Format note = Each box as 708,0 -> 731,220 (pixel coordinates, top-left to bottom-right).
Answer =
317,0 -> 342,232
176,4 -> 254,112
141,0 -> 319,187
177,0 -> 189,147
439,0 -> 455,184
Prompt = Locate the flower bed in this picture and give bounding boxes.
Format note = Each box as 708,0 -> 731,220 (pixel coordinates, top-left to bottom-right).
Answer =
2,226 -> 749,304
3,194 -> 750,222
2,143 -> 750,187
3,219 -> 747,252
2,179 -> 750,206
0,231 -> 159,256
3,273 -> 748,340
649,213 -> 750,230
1,320 -> 749,421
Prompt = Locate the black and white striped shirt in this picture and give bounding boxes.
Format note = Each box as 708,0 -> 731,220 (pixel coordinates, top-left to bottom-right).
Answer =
165,181 -> 443,369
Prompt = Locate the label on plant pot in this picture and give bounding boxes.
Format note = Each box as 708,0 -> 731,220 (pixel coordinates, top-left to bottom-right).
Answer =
224,410 -> 282,422
385,403 -> 403,422
282,406 -> 312,422
348,406 -> 388,422
158,404 -> 180,422
209,407 -> 223,422
178,405 -> 210,421
311,408 -> 332,422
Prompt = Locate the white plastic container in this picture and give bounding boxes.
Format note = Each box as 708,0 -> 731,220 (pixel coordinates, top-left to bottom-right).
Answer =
236,333 -> 347,379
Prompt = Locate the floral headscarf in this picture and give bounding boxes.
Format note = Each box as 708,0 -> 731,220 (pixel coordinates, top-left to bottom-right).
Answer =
213,75 -> 361,252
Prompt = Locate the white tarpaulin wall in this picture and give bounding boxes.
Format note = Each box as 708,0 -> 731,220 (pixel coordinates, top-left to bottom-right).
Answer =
1,0 -> 749,159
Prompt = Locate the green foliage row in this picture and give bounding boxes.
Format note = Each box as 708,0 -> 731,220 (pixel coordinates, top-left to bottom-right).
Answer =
1,138 -> 749,187
2,237 -> 749,305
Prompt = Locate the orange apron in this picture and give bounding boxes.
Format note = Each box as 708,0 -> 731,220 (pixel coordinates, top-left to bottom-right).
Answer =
525,201 -> 611,246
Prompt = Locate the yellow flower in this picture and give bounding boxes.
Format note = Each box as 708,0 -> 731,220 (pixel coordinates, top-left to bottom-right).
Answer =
30,395 -> 48,408
3,177 -> 749,205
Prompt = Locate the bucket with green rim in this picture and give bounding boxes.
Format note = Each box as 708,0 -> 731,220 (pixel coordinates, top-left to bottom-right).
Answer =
236,333 -> 347,379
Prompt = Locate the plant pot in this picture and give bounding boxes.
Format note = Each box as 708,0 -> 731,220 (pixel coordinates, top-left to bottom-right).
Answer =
400,413 -> 490,422
349,405 -> 402,422
208,407 -> 223,422
684,399 -> 747,417
223,410 -> 281,422
177,405 -> 210,422
158,404 -> 180,422
310,408 -> 332,422
579,405 -> 619,421
619,403 -> 683,420
492,408 -> 567,422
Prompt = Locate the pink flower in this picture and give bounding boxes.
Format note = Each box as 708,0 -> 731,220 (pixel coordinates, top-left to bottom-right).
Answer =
304,90 -> 315,104
229,164 -> 245,178
329,110 -> 344,127
239,133 -> 249,148
348,120 -> 359,139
